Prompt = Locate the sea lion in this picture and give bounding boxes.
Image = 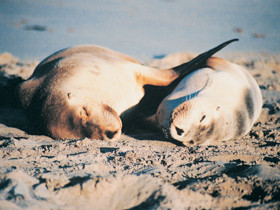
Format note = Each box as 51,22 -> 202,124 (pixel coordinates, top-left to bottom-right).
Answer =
16,45 -> 177,140
17,39 -> 238,141
148,57 -> 262,145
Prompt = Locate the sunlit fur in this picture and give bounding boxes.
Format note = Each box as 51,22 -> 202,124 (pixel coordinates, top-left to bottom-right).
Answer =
17,45 -> 183,140
154,57 -> 262,145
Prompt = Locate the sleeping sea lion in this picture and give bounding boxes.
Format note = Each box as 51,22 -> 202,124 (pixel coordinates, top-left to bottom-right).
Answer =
148,57 -> 262,145
17,39 -> 238,141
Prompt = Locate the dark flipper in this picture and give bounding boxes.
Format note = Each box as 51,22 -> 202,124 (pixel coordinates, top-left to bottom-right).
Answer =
173,38 -> 238,76
121,39 -> 238,132
163,39 -> 239,100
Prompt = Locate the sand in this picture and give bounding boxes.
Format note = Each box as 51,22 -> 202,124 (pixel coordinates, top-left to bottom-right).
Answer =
0,52 -> 279,209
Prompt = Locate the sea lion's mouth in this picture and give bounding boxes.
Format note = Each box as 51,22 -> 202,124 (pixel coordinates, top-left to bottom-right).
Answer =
161,124 -> 171,139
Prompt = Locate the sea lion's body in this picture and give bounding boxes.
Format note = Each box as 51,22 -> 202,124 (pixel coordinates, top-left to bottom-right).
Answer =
17,45 -> 185,140
152,57 -> 262,145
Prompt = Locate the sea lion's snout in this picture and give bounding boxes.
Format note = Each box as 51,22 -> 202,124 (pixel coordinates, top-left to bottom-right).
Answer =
101,127 -> 121,141
99,104 -> 122,140
170,123 -> 187,141
80,104 -> 122,141
104,130 -> 120,140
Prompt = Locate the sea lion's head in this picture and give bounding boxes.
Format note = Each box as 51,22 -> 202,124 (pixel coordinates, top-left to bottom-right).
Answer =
156,97 -> 221,145
75,103 -> 122,141
45,95 -> 122,141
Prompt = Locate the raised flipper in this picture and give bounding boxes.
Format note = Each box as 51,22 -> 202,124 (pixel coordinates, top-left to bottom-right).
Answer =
172,39 -> 238,76
142,39 -> 238,113
134,39 -> 238,87
121,39 -> 239,132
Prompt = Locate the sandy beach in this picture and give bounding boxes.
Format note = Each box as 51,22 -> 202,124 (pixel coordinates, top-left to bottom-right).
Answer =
0,51 -> 279,209
1,0 -> 280,209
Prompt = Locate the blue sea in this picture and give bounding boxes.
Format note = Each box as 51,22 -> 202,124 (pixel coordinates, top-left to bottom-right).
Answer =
0,0 -> 279,61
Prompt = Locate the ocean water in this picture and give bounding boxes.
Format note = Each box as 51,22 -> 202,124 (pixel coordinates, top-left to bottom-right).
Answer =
0,0 -> 279,61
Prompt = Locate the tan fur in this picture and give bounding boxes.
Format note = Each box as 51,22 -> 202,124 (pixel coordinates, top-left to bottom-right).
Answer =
17,45 -> 183,140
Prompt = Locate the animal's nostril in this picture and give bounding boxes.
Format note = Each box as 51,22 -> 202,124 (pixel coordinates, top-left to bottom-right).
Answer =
105,130 -> 118,139
175,126 -> 184,136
